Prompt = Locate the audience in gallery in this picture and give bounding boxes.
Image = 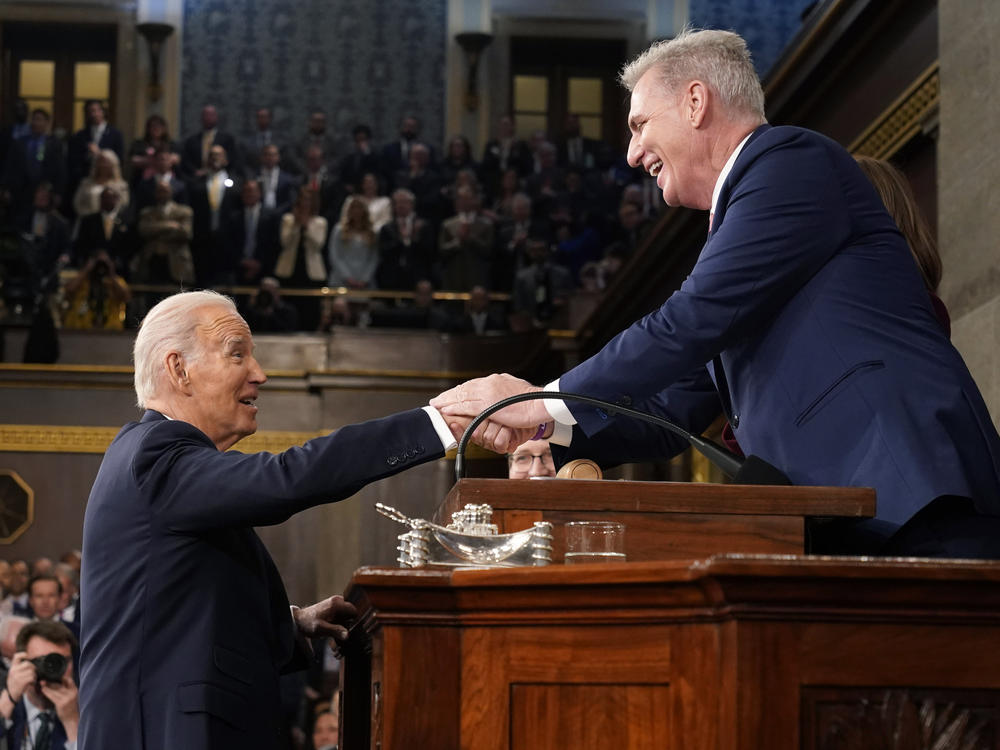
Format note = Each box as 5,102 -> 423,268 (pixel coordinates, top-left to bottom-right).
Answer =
0,550 -> 341,749
128,114 -> 181,191
0,97 -> 665,337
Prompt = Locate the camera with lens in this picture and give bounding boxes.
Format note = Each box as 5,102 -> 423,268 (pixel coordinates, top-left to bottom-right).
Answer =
30,652 -> 68,684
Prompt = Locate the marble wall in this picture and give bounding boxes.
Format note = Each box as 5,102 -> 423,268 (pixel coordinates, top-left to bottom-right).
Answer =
180,0 -> 447,149
939,0 -> 1000,425
177,0 -> 811,153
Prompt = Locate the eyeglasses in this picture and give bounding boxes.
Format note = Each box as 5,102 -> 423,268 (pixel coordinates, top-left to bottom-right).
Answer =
509,452 -> 554,468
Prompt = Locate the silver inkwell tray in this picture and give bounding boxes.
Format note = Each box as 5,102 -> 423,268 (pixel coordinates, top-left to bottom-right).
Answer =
375,502 -> 553,568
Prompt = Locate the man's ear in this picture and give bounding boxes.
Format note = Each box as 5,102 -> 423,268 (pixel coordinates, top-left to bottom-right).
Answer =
165,352 -> 191,393
687,81 -> 708,128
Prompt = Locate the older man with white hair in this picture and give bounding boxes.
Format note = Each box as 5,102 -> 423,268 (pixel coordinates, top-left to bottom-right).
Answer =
78,290 -> 458,750
431,28 -> 1000,558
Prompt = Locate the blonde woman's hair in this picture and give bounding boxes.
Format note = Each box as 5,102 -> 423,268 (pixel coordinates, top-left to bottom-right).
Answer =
339,196 -> 375,244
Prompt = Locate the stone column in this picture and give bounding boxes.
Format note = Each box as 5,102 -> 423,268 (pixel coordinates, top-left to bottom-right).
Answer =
938,0 -> 1000,425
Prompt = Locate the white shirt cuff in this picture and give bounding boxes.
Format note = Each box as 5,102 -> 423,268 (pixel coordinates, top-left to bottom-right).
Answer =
543,379 -> 577,425
549,420 -> 573,446
423,406 -> 458,451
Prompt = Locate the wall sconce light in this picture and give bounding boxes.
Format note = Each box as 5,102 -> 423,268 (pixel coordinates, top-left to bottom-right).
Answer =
455,31 -> 493,112
136,22 -> 175,103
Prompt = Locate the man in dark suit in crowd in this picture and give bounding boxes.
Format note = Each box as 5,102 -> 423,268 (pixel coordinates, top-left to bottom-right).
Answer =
448,284 -> 508,335
73,186 -> 133,272
189,144 -> 241,285
0,98 -> 30,178
2,109 -> 67,225
291,110 -> 342,176
376,188 -> 434,291
493,192 -> 548,291
21,182 -> 71,279
78,290 -> 459,749
338,124 -> 382,196
180,104 -> 241,180
226,179 -> 280,284
67,99 -> 125,195
438,185 -> 493,292
481,114 -> 533,183
133,147 -> 189,217
301,145 -> 342,220
432,29 -> 1000,559
256,144 -> 298,214
381,114 -> 433,180
241,106 -> 283,174
393,143 -> 442,228
0,620 -> 80,750
556,113 -> 601,172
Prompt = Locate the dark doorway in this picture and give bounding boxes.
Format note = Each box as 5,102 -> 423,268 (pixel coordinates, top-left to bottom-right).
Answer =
1,21 -> 117,137
509,36 -> 628,150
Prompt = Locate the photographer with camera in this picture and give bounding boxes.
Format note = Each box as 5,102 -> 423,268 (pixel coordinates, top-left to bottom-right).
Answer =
61,249 -> 131,331
0,620 -> 78,749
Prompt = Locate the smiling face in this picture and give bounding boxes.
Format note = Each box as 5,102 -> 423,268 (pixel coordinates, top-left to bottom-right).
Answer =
183,307 -> 266,450
627,70 -> 703,209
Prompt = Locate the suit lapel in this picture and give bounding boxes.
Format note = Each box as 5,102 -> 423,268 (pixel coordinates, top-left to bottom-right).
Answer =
711,123 -> 771,233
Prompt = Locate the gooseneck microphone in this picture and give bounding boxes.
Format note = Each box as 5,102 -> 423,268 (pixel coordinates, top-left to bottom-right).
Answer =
453,390 -> 791,487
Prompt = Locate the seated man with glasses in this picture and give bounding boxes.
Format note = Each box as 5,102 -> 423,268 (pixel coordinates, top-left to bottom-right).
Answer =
507,439 -> 556,479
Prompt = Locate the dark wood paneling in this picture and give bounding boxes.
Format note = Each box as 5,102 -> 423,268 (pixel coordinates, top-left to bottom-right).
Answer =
344,557 -> 1000,750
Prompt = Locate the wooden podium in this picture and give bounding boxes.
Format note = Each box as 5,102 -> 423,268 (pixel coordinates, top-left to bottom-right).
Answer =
434,478 -> 876,560
338,480 -> 1000,749
341,556 -> 1000,750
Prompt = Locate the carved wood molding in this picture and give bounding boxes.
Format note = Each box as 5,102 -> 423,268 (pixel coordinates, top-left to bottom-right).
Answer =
849,62 -> 940,159
803,686 -> 996,750
0,425 -> 323,455
0,424 -> 496,459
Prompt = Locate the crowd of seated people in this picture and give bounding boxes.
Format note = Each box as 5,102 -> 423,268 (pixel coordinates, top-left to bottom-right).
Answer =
0,550 -> 341,750
1,99 -> 658,337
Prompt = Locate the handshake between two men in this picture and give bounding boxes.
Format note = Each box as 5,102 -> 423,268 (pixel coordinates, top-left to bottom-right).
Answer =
431,373 -> 556,455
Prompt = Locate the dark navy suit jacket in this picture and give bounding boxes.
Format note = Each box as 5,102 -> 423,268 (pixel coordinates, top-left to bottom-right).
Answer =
79,408 -> 442,749
0,701 -> 70,750
560,125 -> 1000,527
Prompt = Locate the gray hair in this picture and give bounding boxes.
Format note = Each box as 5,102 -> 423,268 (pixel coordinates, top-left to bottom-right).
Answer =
620,28 -> 766,122
133,290 -> 237,408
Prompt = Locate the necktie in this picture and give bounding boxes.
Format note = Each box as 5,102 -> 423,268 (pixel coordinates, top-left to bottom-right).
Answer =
35,709 -> 55,749
104,214 -> 114,240
244,210 -> 257,258
208,174 -> 221,211
201,131 -> 213,165
708,212 -> 715,236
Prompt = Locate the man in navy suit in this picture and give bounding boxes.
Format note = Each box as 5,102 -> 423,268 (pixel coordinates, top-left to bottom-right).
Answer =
67,100 -> 124,194
0,620 -> 79,750
431,29 -> 1000,558
79,290 -> 458,749
180,104 -> 241,180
